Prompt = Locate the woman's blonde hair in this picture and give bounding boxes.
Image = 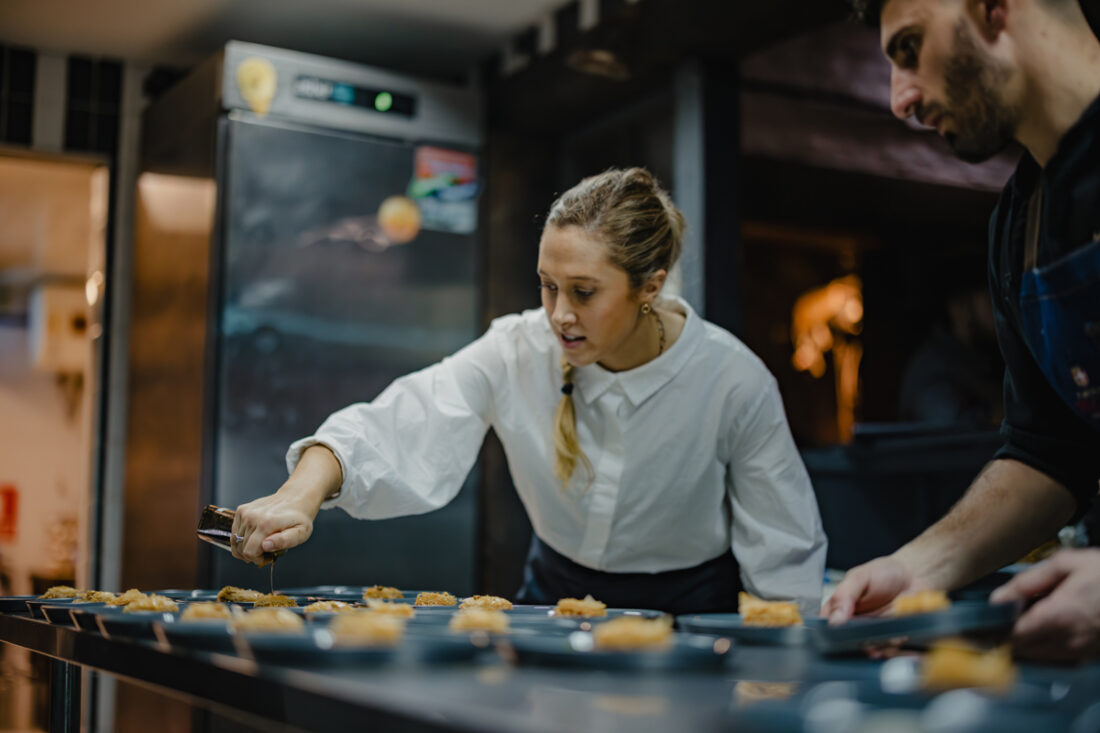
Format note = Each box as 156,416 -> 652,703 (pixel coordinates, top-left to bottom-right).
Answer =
545,167 -> 685,487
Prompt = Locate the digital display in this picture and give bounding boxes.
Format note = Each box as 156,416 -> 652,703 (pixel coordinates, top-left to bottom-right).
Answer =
293,76 -> 416,118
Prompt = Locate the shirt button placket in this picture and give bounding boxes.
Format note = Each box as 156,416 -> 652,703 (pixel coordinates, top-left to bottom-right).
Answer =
576,390 -> 625,569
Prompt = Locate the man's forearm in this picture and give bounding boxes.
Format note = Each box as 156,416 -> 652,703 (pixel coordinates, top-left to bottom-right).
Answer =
893,458 -> 1076,590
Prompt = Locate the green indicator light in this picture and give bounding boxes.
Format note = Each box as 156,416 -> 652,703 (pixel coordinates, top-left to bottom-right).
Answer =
374,92 -> 393,112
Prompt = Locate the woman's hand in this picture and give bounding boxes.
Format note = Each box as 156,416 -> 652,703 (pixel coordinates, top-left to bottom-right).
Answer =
230,444 -> 343,566
231,491 -> 316,566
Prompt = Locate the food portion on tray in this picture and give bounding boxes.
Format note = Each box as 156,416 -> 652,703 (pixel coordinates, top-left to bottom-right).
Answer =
677,592 -> 820,646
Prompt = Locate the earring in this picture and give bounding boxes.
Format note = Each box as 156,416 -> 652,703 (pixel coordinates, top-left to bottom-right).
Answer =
640,303 -> 652,315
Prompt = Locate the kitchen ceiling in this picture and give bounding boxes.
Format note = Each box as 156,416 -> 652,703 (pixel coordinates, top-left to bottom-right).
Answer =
0,0 -> 571,79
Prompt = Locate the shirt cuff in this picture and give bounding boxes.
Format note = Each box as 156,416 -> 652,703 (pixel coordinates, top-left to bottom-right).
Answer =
285,437 -> 351,510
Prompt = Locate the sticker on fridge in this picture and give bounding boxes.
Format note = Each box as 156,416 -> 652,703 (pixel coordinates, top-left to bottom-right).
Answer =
407,146 -> 479,235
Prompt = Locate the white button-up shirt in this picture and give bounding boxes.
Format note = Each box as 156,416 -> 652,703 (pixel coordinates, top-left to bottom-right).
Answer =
288,297 -> 827,613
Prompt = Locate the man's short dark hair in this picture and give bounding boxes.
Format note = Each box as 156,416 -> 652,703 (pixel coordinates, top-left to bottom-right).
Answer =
849,0 -> 887,26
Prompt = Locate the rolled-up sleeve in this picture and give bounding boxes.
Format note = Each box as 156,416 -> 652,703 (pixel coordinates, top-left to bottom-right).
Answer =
725,377 -> 828,617
286,324 -> 504,519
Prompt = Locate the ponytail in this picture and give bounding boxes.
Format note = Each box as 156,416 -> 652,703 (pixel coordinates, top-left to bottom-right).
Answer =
552,358 -> 593,488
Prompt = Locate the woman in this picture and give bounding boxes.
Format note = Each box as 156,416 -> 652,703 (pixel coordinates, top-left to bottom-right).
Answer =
231,168 -> 827,615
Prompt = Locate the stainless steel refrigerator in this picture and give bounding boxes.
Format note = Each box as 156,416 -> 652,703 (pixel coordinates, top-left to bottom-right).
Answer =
133,42 -> 482,594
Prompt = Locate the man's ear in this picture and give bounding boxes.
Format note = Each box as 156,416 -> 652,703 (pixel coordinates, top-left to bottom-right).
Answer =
967,0 -> 1008,42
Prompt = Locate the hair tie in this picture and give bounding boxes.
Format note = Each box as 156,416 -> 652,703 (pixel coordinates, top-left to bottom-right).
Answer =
561,383 -> 574,396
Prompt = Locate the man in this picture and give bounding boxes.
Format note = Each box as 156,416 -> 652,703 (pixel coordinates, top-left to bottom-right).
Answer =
822,0 -> 1100,662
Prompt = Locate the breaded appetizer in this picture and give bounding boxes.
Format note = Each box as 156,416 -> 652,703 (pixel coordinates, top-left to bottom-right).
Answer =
124,594 -> 179,613
449,608 -> 510,633
40,586 -> 80,599
894,589 -> 951,616
180,602 -> 233,621
230,607 -> 304,632
107,589 -> 145,607
460,595 -> 513,611
303,600 -> 354,614
329,610 -> 405,646
922,641 -> 1016,693
363,585 -> 403,600
217,586 -> 264,603
365,599 -> 416,618
739,592 -> 802,627
592,616 -> 673,651
414,591 -> 458,607
553,595 -> 607,618
253,593 -> 297,608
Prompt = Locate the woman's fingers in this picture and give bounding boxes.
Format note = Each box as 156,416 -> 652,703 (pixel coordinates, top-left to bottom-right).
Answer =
262,524 -> 311,553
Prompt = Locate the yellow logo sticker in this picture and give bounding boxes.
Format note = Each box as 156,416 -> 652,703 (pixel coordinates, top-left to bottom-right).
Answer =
236,57 -> 277,117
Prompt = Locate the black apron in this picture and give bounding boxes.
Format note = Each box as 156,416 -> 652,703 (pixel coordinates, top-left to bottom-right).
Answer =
514,535 -> 742,615
1019,187 -> 1100,430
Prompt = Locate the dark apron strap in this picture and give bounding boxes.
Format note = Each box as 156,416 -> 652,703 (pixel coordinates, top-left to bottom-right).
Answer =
514,535 -> 741,615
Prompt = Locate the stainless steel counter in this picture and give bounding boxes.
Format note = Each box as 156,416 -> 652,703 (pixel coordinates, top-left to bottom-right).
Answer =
3,610 -> 1099,733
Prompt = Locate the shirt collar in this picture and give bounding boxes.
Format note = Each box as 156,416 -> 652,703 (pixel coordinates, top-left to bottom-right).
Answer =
573,296 -> 703,407
1008,91 -> 1100,199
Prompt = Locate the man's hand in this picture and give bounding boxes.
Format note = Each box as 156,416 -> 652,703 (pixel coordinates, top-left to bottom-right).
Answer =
821,555 -> 926,624
990,548 -> 1100,663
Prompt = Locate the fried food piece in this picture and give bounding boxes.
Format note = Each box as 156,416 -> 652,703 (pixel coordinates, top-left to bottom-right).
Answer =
40,586 -> 80,599
231,607 -> 304,632
894,589 -> 951,616
303,600 -> 354,614
921,641 -> 1017,693
592,616 -> 673,651
414,591 -> 458,606
554,595 -> 608,618
734,681 -> 799,707
363,585 -> 403,600
124,594 -> 179,613
74,590 -> 117,604
329,610 -> 405,646
449,608 -> 509,633
739,592 -> 802,627
217,586 -> 264,603
254,593 -> 297,608
365,599 -> 415,617
460,595 -> 513,610
180,602 -> 233,621
107,589 -> 145,607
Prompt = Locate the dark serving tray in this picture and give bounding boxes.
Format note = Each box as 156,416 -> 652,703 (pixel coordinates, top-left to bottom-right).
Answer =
499,631 -> 731,672
0,595 -> 39,613
677,613 -> 826,646
815,601 -> 1022,656
95,607 -> 183,640
154,619 -> 237,653
235,627 -> 484,667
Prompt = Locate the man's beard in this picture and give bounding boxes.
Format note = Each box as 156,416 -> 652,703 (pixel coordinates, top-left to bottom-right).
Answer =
940,19 -> 1020,163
